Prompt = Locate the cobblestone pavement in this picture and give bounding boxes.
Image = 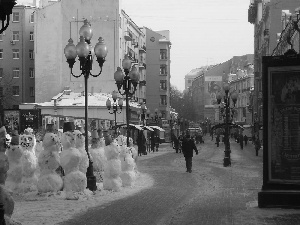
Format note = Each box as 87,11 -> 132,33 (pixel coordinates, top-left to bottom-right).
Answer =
59,137 -> 300,225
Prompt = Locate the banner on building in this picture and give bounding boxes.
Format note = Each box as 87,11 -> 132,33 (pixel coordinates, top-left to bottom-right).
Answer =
204,75 -> 223,106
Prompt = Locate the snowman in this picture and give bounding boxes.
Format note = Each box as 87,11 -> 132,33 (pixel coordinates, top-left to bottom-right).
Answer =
0,126 -> 21,225
37,127 -> 63,193
103,141 -> 122,192
5,130 -> 23,192
119,144 -> 137,187
19,127 -> 38,192
73,129 -> 89,174
60,122 -> 86,200
89,130 -> 106,174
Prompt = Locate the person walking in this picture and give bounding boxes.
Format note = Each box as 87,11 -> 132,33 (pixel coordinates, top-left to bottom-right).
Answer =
216,134 -> 220,147
173,135 -> 180,153
255,137 -> 261,156
239,133 -> 244,150
244,135 -> 248,146
182,134 -> 198,173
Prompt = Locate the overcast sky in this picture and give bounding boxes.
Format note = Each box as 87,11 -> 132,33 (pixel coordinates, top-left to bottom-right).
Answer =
17,0 -> 254,91
122,0 -> 254,91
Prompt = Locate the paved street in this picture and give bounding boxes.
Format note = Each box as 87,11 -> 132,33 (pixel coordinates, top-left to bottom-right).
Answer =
59,136 -> 300,225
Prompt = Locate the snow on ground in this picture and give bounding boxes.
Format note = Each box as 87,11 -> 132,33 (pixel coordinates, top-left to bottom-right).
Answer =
11,149 -> 169,225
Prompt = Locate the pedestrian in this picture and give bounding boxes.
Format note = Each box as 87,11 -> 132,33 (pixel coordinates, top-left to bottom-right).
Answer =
255,137 -> 261,156
173,135 -> 180,153
182,134 -> 198,173
243,135 -> 248,146
215,134 -> 220,147
150,132 -> 155,152
137,131 -> 147,156
239,133 -> 244,150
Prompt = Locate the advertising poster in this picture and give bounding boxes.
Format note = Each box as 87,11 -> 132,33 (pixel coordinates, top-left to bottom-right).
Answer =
268,67 -> 300,183
204,76 -> 223,106
4,110 -> 20,133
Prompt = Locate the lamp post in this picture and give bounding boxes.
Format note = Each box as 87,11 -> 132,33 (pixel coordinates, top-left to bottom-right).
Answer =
64,19 -> 108,191
0,0 -> 17,34
137,102 -> 148,126
150,108 -> 162,125
216,82 -> 238,167
114,55 -> 140,146
106,90 -> 123,137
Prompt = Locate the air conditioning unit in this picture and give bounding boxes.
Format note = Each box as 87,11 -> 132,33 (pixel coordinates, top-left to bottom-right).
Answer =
10,41 -> 15,45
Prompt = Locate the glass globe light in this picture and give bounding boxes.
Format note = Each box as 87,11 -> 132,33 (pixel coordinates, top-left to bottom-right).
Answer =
118,98 -> 123,107
129,66 -> 140,82
76,36 -> 89,58
64,38 -> 77,59
94,37 -> 108,58
79,19 -> 93,41
122,55 -> 131,70
223,82 -> 230,92
114,67 -> 124,83
106,98 -> 111,109
112,90 -> 118,101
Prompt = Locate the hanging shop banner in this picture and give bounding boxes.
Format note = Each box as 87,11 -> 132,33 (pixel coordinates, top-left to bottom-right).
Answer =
4,110 -> 20,133
263,52 -> 300,186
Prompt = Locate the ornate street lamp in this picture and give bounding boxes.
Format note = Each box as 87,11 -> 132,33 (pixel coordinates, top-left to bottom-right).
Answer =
64,19 -> 108,191
216,82 -> 238,167
0,0 -> 17,34
150,108 -> 162,125
137,102 -> 148,126
114,55 -> 140,146
106,90 -> 123,137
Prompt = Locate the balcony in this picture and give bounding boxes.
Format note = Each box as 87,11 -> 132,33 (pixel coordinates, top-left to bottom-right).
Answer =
139,80 -> 146,86
139,62 -> 145,69
139,45 -> 146,53
248,3 -> 257,24
124,31 -> 133,41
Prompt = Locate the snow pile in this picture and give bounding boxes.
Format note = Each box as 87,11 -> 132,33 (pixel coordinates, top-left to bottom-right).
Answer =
19,133 -> 38,192
60,131 -> 87,200
74,130 -> 89,174
103,141 -> 122,192
37,132 -> 63,193
89,136 -> 106,174
119,145 -> 137,187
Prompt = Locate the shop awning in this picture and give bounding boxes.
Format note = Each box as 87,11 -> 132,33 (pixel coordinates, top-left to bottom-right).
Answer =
115,123 -> 143,131
136,125 -> 154,132
149,126 -> 165,132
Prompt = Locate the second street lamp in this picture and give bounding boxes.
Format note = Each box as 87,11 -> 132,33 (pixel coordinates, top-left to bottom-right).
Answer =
150,108 -> 162,125
64,19 -> 108,191
216,82 -> 238,167
137,102 -> 148,126
114,55 -> 140,146
106,90 -> 123,137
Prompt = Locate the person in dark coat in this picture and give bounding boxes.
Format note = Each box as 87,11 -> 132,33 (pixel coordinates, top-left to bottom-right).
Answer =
255,137 -> 261,156
244,135 -> 248,146
239,133 -> 244,150
137,131 -> 147,156
173,135 -> 180,153
216,135 -> 220,147
182,134 -> 198,173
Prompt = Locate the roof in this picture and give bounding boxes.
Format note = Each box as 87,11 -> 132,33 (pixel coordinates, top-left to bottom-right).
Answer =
36,91 -> 141,108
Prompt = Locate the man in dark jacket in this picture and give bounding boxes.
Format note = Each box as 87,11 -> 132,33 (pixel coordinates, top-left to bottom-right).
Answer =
182,134 -> 198,173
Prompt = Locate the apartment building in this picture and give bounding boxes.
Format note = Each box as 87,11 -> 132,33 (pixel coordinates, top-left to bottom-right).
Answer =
120,10 -> 146,104
143,27 -> 171,120
0,5 -> 35,109
248,0 -> 300,126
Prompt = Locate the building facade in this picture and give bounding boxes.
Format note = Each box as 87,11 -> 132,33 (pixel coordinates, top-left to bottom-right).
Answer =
248,0 -> 300,131
144,27 -> 171,120
0,5 -> 35,109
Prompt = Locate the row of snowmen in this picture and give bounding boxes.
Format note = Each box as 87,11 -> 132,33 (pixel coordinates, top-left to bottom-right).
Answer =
4,123 -> 138,200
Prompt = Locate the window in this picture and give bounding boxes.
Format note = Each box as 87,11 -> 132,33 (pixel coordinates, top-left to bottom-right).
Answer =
30,87 -> 34,97
12,49 -> 19,59
29,68 -> 34,78
0,68 -> 2,78
160,80 -> 167,90
160,49 -> 167,60
12,86 -> 19,96
160,95 -> 167,105
12,12 -> 19,22
29,50 -> 34,59
30,13 -> 34,23
160,65 -> 167,75
12,31 -> 19,41
29,31 -> 34,41
0,49 -> 3,59
188,80 -> 191,84
12,68 -> 20,78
